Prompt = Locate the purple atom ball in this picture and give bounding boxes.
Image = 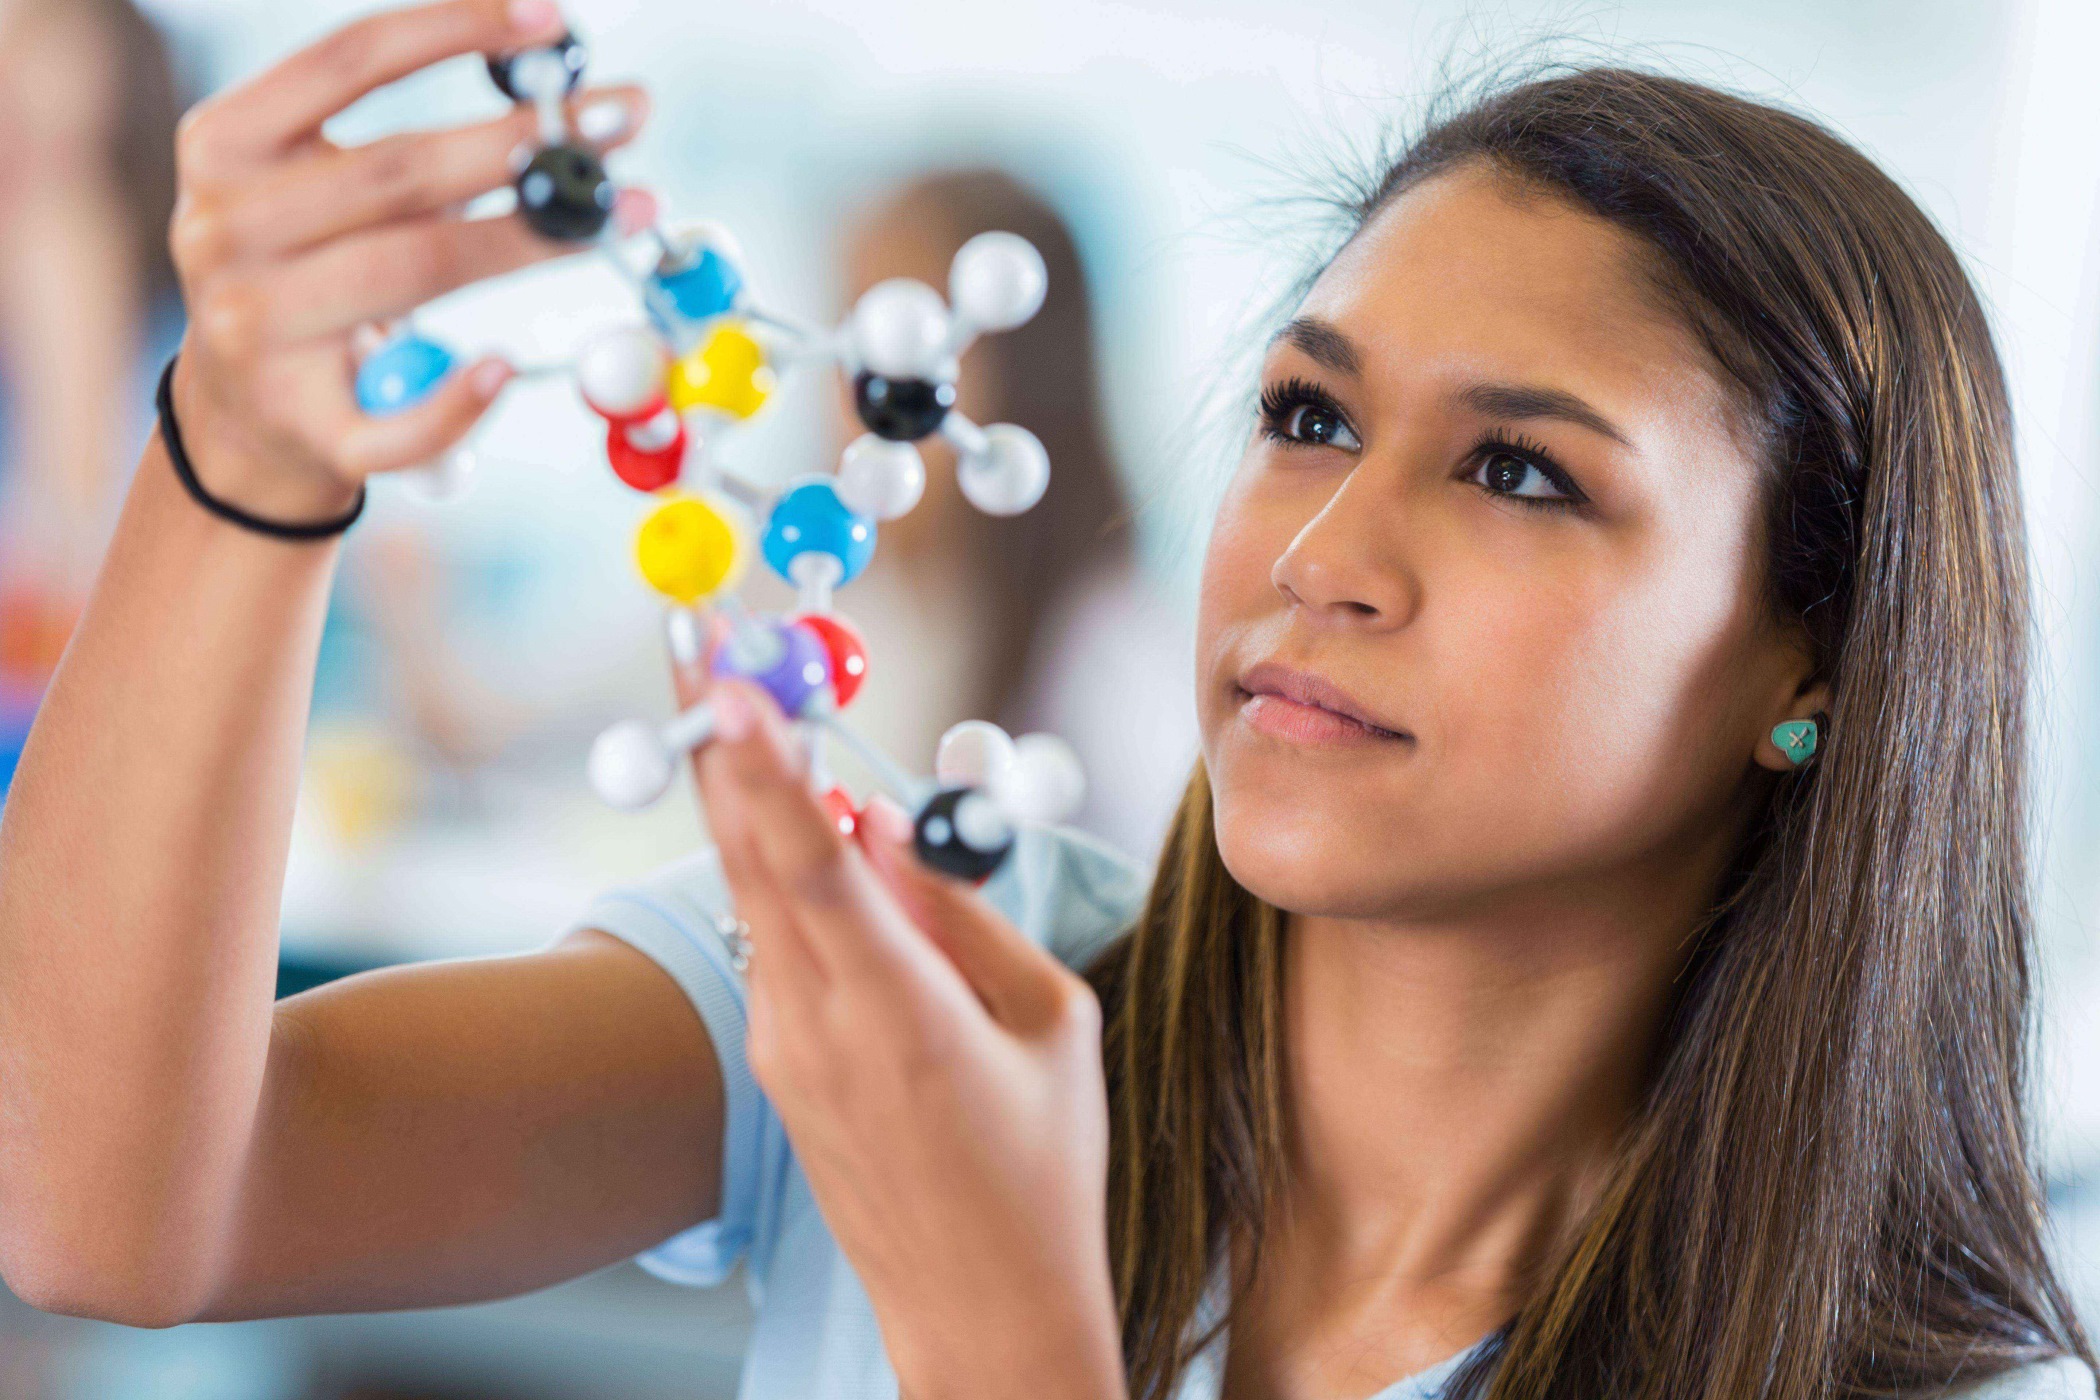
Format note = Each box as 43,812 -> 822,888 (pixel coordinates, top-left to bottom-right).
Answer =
710,620 -> 833,718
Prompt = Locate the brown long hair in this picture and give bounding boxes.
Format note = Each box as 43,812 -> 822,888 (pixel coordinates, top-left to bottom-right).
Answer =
1089,66 -> 2094,1400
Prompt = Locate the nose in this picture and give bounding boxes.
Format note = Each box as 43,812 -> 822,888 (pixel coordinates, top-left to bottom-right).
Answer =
1270,466 -> 1420,629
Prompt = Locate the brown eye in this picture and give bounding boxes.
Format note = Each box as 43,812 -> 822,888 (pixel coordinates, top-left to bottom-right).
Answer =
1283,404 -> 1360,450
1258,378 -> 1362,453
1475,449 -> 1567,502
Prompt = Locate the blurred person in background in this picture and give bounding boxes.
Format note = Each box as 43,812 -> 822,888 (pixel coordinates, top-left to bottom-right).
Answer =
0,0 -> 183,667
835,168 -> 1194,858
0,0 -> 183,792
0,0 -> 511,816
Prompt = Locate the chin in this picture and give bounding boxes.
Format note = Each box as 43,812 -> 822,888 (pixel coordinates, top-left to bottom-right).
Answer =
1209,778 -> 1431,921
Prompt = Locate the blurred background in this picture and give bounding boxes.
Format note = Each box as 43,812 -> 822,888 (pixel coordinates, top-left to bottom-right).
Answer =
2,0 -> 2100,1394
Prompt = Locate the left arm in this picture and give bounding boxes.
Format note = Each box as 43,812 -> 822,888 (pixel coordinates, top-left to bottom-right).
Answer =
684,673 -> 1127,1400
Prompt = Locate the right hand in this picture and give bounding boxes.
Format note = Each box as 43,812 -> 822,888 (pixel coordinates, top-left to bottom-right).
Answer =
166,0 -> 649,523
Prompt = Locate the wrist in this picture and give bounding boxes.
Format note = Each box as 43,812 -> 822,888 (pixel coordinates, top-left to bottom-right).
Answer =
170,357 -> 364,524
888,1285 -> 1127,1400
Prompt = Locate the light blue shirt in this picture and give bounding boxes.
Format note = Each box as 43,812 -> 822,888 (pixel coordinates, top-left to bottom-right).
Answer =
571,822 -> 1184,1399
570,823 -> 2099,1400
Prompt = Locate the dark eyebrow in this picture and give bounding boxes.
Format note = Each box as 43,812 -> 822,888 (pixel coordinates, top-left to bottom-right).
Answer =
1457,382 -> 1632,448
1273,317 -> 1361,377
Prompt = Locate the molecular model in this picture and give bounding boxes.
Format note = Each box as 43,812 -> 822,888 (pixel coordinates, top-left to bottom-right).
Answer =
352,27 -> 1082,881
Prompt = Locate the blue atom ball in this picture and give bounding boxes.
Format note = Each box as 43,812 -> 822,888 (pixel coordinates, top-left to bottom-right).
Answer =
763,477 -> 876,586
356,336 -> 456,416
652,247 -> 744,326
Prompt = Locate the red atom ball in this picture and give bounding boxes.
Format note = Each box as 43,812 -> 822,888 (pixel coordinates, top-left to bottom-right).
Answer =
606,420 -> 685,493
793,613 -> 869,709
821,786 -> 858,838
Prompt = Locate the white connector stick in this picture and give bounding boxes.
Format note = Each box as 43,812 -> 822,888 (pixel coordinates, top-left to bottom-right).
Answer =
791,553 -> 844,616
510,48 -> 573,146
811,712 -> 931,808
939,410 -> 990,459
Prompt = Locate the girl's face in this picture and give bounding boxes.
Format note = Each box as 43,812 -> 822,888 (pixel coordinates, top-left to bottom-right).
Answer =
1198,163 -> 1825,921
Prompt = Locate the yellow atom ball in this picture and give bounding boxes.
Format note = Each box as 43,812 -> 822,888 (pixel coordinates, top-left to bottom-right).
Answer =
636,493 -> 748,604
666,322 -> 775,420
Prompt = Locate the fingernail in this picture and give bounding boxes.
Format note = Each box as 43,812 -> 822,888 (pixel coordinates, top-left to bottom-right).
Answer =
665,606 -> 703,668
576,97 -> 634,144
508,0 -> 563,37
612,187 -> 660,237
470,359 -> 513,398
863,794 -> 915,845
713,685 -> 754,743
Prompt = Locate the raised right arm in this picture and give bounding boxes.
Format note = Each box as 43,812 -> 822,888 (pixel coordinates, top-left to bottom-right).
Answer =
0,0 -> 724,1326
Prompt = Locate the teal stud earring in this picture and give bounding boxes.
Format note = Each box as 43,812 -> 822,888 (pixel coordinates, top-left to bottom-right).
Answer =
1772,717 -> 1819,767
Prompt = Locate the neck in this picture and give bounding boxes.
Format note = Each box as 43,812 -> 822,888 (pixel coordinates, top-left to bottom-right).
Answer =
1232,833 -> 1735,1393
1279,890 -> 1678,1290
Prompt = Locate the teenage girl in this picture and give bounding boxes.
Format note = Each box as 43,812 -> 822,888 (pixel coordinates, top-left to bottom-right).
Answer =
0,4 -> 2093,1399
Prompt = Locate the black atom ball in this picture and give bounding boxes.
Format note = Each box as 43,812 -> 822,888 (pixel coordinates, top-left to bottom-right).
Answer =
913,786 -> 1014,883
517,145 -> 614,243
853,372 -> 956,443
487,31 -> 587,104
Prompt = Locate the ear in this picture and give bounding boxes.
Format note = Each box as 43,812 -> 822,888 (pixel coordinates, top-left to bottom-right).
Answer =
1753,671 -> 1833,773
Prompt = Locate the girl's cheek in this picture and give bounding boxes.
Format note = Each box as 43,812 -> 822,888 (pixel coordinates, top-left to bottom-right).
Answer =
1202,465 -> 1307,614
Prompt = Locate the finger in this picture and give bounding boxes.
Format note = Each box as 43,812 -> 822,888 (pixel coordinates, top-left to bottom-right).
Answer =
194,0 -> 568,167
313,355 -> 515,479
678,642 -> 834,1001
666,607 -> 710,710
210,86 -> 648,262
858,797 -> 1073,1033
703,683 -> 932,987
670,618 -> 825,996
719,830 -> 829,1000
246,209 -> 586,349
691,689 -> 831,996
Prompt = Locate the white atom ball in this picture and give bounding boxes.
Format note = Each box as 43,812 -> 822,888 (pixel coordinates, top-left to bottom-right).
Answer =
989,733 -> 1085,826
403,445 -> 477,504
589,720 -> 674,810
953,790 -> 1016,853
577,327 -> 667,419
667,218 -> 746,270
950,232 -> 1047,333
850,278 -> 952,380
958,423 -> 1050,516
836,435 -> 927,521
937,720 -> 1017,789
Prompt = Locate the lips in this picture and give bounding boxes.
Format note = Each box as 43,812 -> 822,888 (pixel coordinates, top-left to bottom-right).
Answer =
1235,661 -> 1410,746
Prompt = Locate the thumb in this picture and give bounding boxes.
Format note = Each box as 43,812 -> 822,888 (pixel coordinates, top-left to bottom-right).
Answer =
331,356 -> 515,480
664,606 -> 726,807
664,605 -> 712,709
857,796 -> 1071,1033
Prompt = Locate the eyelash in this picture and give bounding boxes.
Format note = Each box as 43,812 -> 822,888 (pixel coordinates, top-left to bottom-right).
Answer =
1256,378 -> 1587,514
1258,377 -> 1352,449
1469,430 -> 1586,513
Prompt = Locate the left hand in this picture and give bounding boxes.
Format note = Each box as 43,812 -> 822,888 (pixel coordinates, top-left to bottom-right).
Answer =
677,662 -> 1126,1400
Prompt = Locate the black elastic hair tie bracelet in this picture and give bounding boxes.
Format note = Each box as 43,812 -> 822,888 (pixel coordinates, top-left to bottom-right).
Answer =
157,354 -> 367,541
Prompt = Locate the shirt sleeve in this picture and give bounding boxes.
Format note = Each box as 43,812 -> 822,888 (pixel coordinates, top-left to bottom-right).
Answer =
982,821 -> 1149,974
563,822 -> 1150,1290
565,846 -> 765,1289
